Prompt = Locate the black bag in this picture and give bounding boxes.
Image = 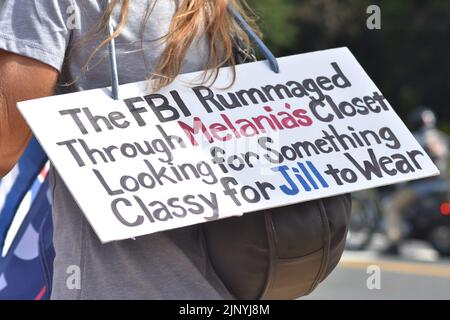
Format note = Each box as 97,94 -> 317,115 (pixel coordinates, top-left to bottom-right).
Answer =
201,194 -> 352,300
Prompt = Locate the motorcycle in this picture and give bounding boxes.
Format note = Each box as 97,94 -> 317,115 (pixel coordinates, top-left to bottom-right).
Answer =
346,182 -> 450,256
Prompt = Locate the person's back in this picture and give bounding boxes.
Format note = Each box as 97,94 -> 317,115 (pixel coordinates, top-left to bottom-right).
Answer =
0,0 -> 350,299
0,0 -> 234,299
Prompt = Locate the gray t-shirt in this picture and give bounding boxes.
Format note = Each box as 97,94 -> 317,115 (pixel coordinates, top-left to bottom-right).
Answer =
0,0 -> 232,299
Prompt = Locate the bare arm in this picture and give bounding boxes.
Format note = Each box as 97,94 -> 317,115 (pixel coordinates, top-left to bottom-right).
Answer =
0,49 -> 58,178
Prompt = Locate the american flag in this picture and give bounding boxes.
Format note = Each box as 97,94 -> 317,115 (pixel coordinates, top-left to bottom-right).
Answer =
0,138 -> 53,300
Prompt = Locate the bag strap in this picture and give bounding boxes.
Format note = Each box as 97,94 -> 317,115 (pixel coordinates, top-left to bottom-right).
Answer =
227,5 -> 279,73
107,0 -> 119,100
107,3 -> 279,100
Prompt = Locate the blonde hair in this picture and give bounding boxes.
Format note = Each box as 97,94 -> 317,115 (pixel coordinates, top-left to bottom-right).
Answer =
82,0 -> 261,91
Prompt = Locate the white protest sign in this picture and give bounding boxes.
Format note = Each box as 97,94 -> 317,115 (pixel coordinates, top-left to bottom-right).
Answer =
18,47 -> 439,243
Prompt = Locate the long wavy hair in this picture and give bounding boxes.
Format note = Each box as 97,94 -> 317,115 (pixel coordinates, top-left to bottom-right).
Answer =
81,0 -> 261,90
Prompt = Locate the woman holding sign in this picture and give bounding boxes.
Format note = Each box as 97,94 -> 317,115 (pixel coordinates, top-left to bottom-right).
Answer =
0,0 -> 350,299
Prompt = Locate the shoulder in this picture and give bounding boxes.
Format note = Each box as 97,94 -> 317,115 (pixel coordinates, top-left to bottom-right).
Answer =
0,0 -> 99,71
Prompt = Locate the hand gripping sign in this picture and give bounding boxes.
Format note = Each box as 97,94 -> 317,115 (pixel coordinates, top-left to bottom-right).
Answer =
18,48 -> 439,243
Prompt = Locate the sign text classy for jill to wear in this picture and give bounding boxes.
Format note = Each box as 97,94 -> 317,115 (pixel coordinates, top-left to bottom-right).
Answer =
19,47 -> 439,243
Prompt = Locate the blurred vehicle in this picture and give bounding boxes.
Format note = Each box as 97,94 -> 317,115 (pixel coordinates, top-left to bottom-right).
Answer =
347,186 -> 450,256
347,107 -> 450,256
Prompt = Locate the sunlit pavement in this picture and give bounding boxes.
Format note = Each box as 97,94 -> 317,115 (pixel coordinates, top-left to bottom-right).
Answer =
303,236 -> 450,300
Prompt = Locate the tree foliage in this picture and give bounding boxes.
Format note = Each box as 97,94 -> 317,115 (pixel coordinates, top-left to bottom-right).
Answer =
248,0 -> 450,132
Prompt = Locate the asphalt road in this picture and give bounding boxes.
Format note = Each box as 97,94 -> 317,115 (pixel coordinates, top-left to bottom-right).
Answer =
303,239 -> 450,300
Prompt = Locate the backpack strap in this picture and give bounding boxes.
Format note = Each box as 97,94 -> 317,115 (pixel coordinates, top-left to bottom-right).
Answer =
107,0 -> 120,100
227,4 -> 279,73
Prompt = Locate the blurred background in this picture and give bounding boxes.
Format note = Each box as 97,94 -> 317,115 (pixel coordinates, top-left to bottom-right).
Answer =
248,0 -> 450,300
249,0 -> 450,133
0,0 -> 449,300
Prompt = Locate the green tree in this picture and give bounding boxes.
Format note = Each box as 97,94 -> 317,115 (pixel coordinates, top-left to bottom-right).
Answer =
248,0 -> 450,132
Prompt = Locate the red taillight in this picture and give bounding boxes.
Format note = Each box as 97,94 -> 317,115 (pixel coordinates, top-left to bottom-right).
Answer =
440,203 -> 450,216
